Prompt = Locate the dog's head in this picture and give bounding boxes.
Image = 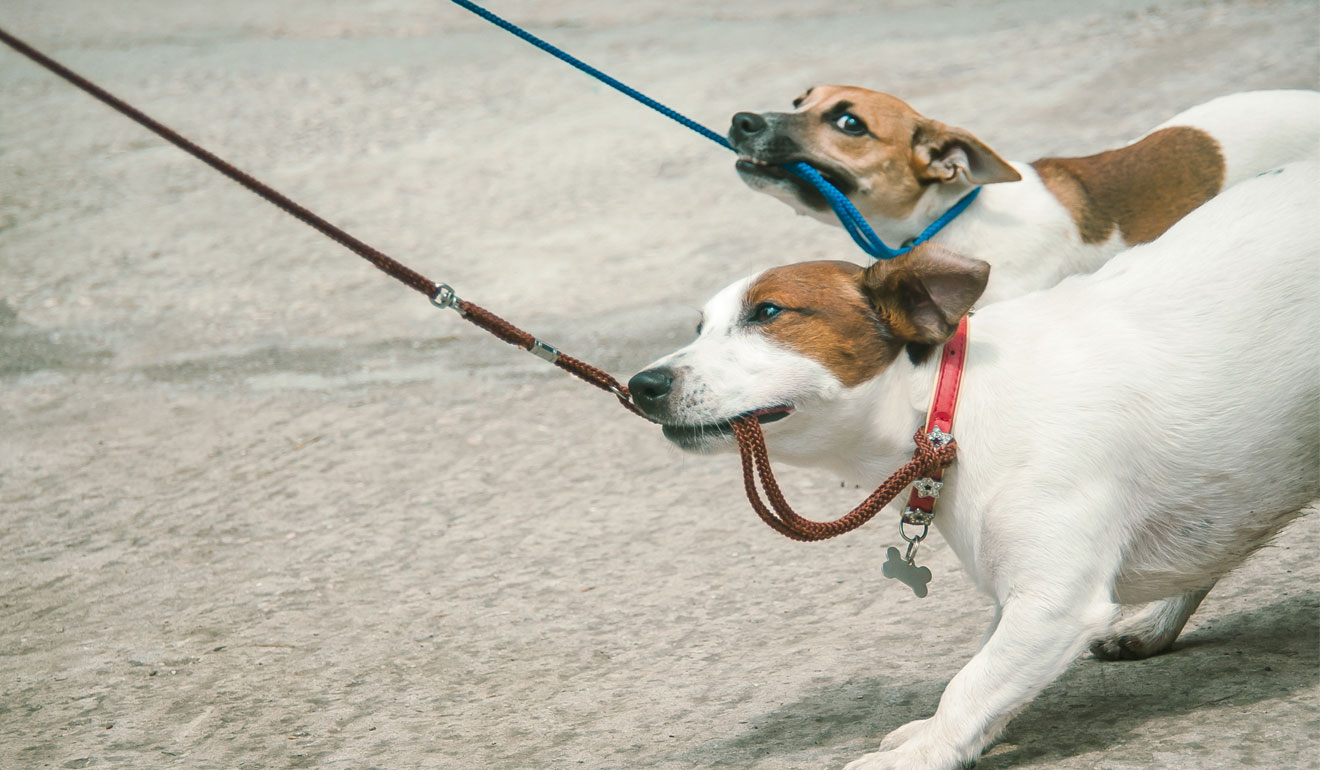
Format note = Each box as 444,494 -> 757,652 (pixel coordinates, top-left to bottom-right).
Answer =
628,246 -> 989,462
728,85 -> 1020,223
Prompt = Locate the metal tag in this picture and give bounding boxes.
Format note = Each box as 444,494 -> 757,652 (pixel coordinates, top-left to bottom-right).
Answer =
882,546 -> 932,598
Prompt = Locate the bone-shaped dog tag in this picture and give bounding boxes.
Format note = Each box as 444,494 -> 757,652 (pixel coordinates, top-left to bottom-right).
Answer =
883,546 -> 932,598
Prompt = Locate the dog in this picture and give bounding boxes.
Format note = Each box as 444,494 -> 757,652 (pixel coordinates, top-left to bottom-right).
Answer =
729,87 -> 1320,303
626,162 -> 1319,769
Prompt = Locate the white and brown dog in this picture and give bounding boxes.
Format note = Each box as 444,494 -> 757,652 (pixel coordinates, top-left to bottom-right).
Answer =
729,87 -> 1320,303
627,162 -> 1319,769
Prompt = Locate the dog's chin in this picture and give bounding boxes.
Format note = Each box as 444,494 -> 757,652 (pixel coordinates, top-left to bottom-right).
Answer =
661,406 -> 793,454
734,158 -> 853,214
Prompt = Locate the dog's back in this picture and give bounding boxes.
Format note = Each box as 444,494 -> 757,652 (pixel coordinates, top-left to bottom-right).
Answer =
966,161 -> 1319,602
1153,90 -> 1320,187
1029,91 -> 1320,252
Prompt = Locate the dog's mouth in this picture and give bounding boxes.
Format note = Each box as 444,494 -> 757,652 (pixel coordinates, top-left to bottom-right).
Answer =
735,157 -> 855,210
735,156 -> 791,179
661,404 -> 794,450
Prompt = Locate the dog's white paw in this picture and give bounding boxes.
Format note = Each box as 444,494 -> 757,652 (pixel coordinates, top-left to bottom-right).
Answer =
844,722 -> 969,770
842,742 -> 963,770
1089,629 -> 1172,660
878,717 -> 929,750
842,749 -> 901,770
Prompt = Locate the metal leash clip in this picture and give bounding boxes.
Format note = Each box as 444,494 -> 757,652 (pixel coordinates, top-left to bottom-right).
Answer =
430,283 -> 460,311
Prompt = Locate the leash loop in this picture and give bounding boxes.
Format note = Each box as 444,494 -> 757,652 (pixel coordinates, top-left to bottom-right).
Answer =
733,418 -> 958,543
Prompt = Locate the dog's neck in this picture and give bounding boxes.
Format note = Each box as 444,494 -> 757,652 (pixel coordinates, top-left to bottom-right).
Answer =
865,177 -> 985,248
872,163 -> 1124,304
767,349 -> 940,484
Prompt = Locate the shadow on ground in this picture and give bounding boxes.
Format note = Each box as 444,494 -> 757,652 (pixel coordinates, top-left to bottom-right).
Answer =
690,591 -> 1319,768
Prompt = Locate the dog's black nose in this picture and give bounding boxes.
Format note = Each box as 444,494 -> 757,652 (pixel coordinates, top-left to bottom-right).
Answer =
627,368 -> 675,416
729,111 -> 768,144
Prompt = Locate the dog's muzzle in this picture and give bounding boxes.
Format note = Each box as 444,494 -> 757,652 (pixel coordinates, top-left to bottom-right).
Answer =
628,366 -> 794,451
727,111 -> 801,161
726,112 -> 854,211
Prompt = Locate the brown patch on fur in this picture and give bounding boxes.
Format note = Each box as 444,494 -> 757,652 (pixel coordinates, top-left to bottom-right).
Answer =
796,87 -> 940,221
1032,127 -> 1226,245
745,261 -> 900,387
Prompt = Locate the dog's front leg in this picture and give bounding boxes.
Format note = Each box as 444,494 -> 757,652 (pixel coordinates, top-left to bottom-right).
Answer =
843,589 -> 1116,770
978,602 -> 1003,650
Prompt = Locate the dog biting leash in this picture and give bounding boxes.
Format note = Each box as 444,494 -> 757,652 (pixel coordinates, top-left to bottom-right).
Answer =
445,0 -> 979,260
733,317 -> 968,596
0,23 -> 962,581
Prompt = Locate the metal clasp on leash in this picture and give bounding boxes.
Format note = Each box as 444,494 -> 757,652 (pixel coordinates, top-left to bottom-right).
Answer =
430,281 -> 563,365
431,283 -> 460,311
530,340 -> 560,363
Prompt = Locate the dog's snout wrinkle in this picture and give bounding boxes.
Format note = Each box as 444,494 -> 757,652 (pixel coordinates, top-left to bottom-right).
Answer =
744,132 -> 803,164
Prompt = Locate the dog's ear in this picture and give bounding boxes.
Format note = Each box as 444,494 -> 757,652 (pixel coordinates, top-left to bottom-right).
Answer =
912,119 -> 1021,185
857,245 -> 990,344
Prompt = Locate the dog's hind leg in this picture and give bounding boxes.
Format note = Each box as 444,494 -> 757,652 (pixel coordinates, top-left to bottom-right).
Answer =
1089,584 -> 1213,661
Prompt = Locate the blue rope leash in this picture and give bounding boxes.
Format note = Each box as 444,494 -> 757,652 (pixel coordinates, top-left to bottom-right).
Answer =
449,0 -> 977,259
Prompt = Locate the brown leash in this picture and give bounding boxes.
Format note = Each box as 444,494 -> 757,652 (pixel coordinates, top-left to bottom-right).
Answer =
0,25 -> 644,418
1,25 -> 953,541
733,420 -> 958,542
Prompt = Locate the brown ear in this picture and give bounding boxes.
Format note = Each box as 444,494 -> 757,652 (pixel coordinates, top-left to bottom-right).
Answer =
857,245 -> 990,344
912,119 -> 1021,185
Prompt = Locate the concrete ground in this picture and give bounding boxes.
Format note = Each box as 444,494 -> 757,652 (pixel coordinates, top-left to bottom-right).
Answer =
2,1 -> 1317,768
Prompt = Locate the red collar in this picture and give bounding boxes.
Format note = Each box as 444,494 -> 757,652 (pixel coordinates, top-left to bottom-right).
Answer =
902,315 -> 969,526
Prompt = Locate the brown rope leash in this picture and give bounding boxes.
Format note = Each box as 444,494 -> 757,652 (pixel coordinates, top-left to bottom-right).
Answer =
0,25 -> 646,418
2,25 -> 947,537
732,418 -> 958,542
445,298 -> 649,418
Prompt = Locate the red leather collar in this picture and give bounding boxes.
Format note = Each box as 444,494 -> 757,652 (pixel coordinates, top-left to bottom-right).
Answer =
902,315 -> 969,526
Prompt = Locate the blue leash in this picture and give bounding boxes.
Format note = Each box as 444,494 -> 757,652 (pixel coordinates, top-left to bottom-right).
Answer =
449,0 -> 977,259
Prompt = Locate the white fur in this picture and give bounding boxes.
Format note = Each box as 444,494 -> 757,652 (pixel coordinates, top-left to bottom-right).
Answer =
1148,90 -> 1320,184
644,162 -> 1320,769
845,90 -> 1320,305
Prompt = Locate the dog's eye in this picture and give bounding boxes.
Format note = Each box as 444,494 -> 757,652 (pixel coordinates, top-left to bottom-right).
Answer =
834,113 -> 866,135
751,302 -> 783,323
